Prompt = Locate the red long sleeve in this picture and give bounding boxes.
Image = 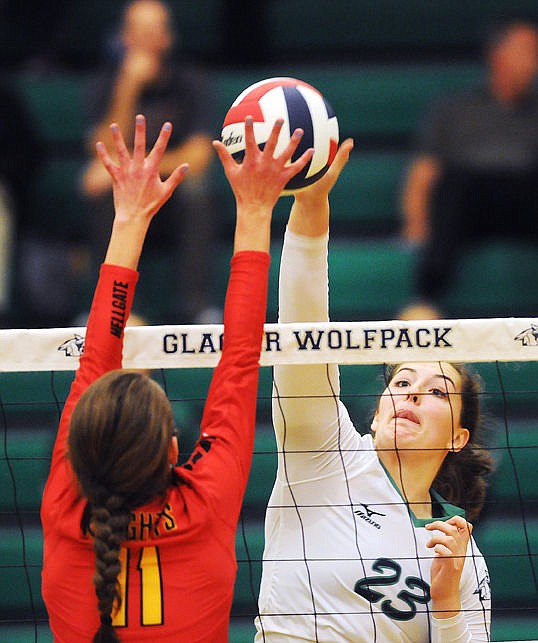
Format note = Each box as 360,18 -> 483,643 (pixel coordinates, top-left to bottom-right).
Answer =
41,252 -> 270,643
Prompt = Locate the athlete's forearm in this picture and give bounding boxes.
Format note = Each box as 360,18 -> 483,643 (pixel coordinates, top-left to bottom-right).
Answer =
49,264 -> 137,471
273,228 -> 341,447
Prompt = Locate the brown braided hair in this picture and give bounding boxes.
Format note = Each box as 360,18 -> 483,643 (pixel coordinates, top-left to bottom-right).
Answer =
68,370 -> 177,642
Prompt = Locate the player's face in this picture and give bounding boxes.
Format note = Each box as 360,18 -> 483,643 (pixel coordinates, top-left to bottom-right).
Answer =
371,362 -> 469,455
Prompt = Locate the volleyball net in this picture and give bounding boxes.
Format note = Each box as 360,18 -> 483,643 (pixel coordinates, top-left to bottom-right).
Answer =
1,318 -> 537,642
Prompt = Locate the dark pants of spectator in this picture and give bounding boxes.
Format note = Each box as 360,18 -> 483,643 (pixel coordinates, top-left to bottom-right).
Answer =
416,166 -> 538,302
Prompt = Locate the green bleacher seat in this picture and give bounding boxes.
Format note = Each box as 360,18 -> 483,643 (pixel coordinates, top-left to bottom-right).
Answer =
157,368 -> 215,457
340,364 -> 385,431
326,240 -> 415,320
160,368 -> 213,409
0,371 -> 71,406
229,618 -> 257,643
474,362 -> 538,419
14,73 -> 86,149
0,371 -> 73,429
234,519 -> 265,613
475,516 -> 538,608
0,430 -> 52,512
300,64 -> 483,141
269,151 -> 408,236
244,426 -> 277,514
0,527 -> 45,618
257,367 -> 274,420
440,242 -> 538,319
487,420 -> 538,504
0,624 -> 53,643
327,152 -> 406,234
491,613 -> 538,641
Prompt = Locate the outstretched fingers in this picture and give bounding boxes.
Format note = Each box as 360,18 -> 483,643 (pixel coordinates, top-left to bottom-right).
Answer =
95,121 -> 132,182
110,122 -> 131,166
261,120 -> 314,185
261,117 -> 285,159
96,115 -> 189,225
282,129 -> 313,173
242,115 -> 258,157
328,138 -> 354,179
212,138 -> 235,174
146,120 -> 174,169
214,117 -> 314,208
95,141 -> 116,179
163,163 -> 190,198
132,114 -> 147,164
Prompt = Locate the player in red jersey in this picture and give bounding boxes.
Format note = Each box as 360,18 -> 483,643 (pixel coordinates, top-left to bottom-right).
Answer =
41,114 -> 313,642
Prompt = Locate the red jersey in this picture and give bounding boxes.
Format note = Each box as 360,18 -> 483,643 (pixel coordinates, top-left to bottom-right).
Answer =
41,252 -> 270,642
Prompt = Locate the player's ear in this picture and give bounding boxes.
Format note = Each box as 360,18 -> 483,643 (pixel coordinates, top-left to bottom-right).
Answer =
448,426 -> 470,452
168,433 -> 179,466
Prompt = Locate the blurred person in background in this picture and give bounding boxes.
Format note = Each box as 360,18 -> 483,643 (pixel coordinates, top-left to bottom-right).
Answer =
401,18 -> 538,317
81,0 -> 219,323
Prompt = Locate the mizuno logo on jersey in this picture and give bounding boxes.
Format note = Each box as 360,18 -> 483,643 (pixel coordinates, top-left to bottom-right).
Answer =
354,503 -> 386,530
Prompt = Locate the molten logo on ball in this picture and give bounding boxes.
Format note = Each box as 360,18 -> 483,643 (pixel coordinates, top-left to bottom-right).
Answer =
222,77 -> 339,194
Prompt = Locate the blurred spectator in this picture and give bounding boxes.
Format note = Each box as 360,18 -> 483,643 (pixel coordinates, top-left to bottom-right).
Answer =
0,78 -> 43,324
81,0 -> 220,323
401,18 -> 538,313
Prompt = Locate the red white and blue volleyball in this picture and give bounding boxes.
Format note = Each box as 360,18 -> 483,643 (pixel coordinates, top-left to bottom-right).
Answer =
221,77 -> 339,194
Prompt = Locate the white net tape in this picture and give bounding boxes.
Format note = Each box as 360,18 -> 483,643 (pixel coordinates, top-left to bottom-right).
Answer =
1,318 -> 537,641
1,317 -> 538,372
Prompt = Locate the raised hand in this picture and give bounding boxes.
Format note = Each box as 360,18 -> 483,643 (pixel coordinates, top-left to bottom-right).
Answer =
213,116 -> 314,253
97,114 -> 189,269
97,114 -> 188,225
213,116 -> 313,213
296,138 -> 354,203
425,515 -> 473,618
287,138 -> 354,238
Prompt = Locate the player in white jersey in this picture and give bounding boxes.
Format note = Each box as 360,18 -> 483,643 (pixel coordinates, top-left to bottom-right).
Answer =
255,139 -> 492,642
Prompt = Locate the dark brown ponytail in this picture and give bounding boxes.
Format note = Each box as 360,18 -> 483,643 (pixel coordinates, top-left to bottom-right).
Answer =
68,370 -> 176,640
432,363 -> 494,521
91,494 -> 130,642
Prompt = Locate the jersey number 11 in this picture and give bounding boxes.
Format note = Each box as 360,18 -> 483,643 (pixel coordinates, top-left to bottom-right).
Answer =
113,545 -> 164,627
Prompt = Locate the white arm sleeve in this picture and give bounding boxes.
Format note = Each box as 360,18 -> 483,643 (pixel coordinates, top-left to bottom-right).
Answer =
273,229 -> 348,453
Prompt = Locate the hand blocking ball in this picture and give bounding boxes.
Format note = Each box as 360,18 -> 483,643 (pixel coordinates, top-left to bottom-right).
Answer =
221,77 -> 339,194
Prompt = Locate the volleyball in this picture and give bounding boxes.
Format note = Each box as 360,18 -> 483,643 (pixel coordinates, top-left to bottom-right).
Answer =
221,77 -> 339,194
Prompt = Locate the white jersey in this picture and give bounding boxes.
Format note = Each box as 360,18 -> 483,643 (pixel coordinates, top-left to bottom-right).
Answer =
255,230 -> 491,642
